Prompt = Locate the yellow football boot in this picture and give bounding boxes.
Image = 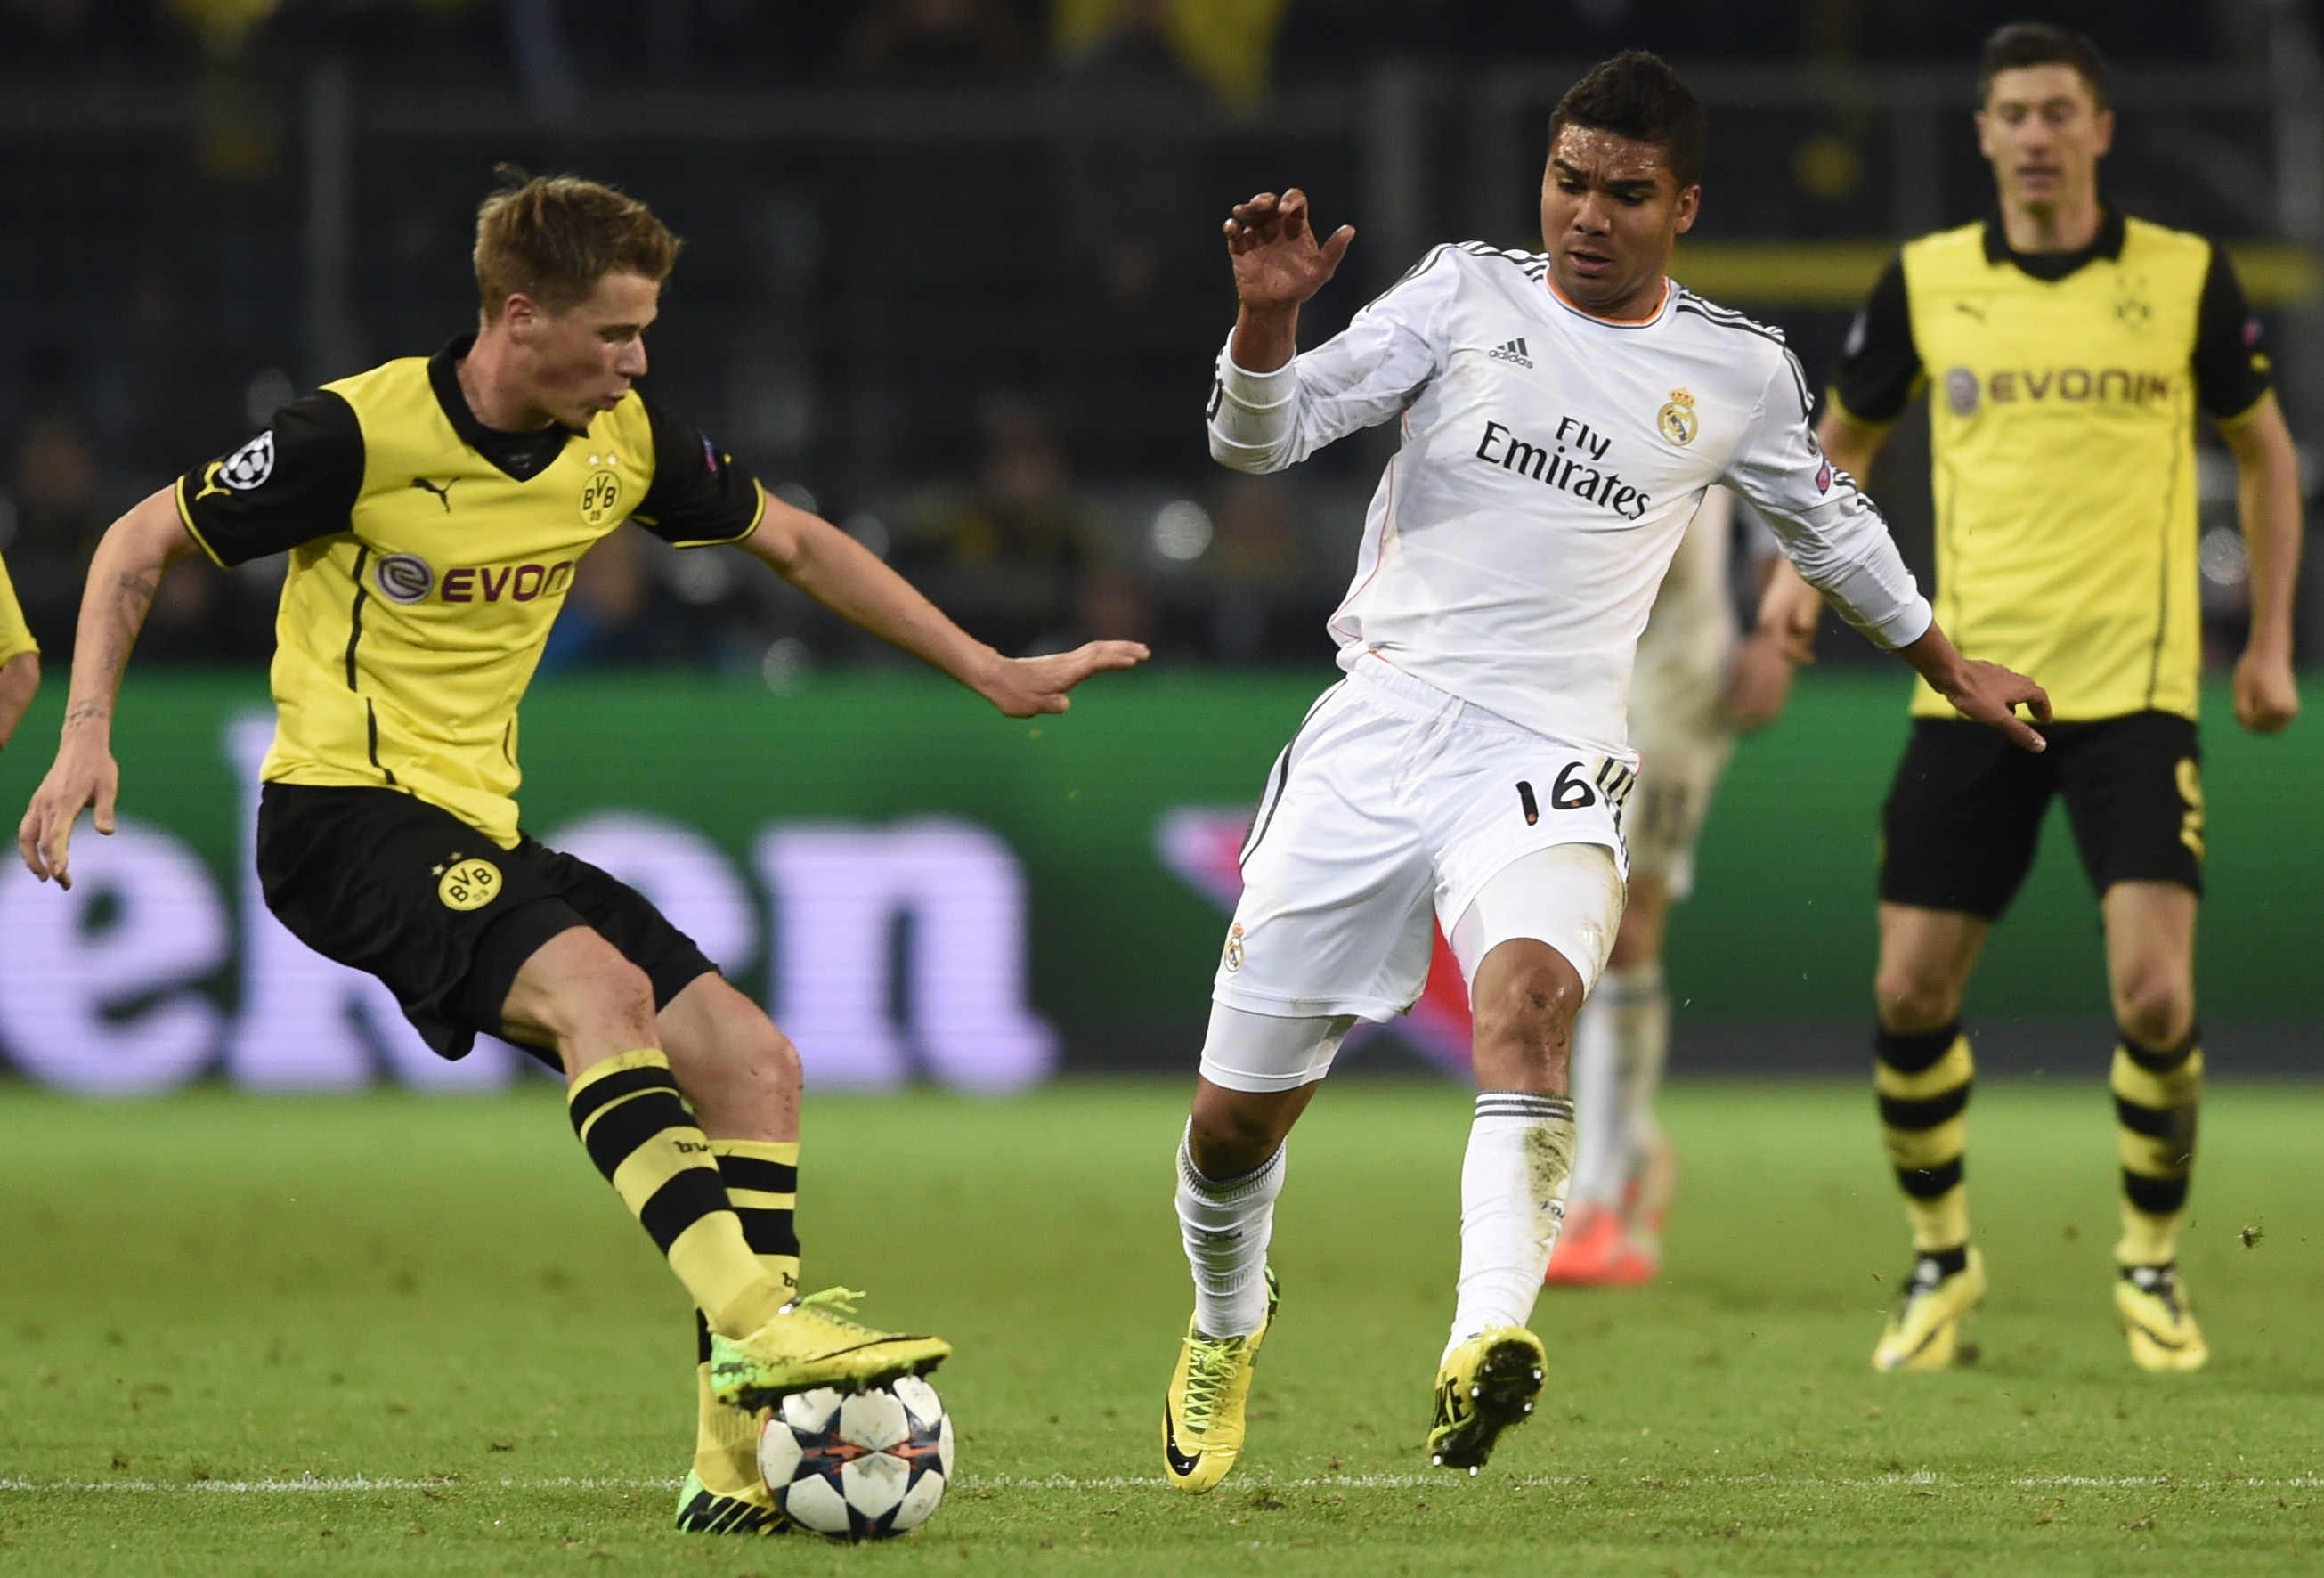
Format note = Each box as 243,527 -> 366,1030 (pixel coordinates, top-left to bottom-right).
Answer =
709,1287 -> 949,1411
2117,1265 -> 2208,1372
1872,1249 -> 1987,1371
1163,1268 -> 1279,1493
1426,1326 -> 1547,1474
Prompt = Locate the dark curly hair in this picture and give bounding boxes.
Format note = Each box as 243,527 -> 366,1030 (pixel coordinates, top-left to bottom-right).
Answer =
1979,22 -> 2109,110
1549,51 -> 1707,191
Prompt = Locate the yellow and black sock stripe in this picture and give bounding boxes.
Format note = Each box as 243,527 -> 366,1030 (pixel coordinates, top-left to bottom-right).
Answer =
565,1050 -> 785,1339
695,1140 -> 802,1366
1875,1021 -> 1973,1255
2112,1029 -> 2202,1267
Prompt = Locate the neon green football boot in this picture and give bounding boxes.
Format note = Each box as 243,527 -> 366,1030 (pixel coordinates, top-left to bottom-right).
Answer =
1426,1326 -> 1547,1474
708,1287 -> 949,1411
1163,1268 -> 1280,1493
1872,1249 -> 1987,1371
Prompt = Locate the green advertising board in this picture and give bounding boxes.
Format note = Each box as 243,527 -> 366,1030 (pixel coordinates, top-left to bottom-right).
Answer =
0,668 -> 2313,1092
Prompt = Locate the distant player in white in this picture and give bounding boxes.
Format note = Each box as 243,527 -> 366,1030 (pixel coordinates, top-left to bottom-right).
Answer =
1158,52 -> 2048,1492
1545,487 -> 1800,1287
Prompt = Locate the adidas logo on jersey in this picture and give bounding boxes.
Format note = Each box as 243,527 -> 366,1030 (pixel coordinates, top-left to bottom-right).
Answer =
1487,338 -> 1532,368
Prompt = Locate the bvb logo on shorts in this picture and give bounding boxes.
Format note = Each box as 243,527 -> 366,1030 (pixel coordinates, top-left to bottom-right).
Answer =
437,857 -> 502,913
1223,922 -> 1247,973
579,467 -> 622,526
1655,388 -> 1697,446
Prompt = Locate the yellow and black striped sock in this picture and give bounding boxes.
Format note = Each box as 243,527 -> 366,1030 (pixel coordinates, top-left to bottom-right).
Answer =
1875,1022 -> 1974,1259
2112,1029 -> 2202,1268
691,1140 -> 804,1499
565,1050 -> 787,1340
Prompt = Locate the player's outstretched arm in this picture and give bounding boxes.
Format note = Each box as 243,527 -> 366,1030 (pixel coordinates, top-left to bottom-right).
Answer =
740,489 -> 1147,717
1897,621 -> 2052,752
0,653 -> 37,752
2218,394 -> 2302,734
16,489 -> 198,888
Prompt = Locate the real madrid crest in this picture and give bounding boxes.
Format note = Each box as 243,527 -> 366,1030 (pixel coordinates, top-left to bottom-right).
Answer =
579,456 -> 622,526
1656,387 -> 1698,446
1223,922 -> 1247,973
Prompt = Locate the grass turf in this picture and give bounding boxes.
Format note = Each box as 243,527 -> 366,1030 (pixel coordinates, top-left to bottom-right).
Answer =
0,1078 -> 2319,1576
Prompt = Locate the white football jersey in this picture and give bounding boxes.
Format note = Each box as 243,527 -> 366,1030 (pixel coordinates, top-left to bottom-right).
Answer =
1208,241 -> 1930,752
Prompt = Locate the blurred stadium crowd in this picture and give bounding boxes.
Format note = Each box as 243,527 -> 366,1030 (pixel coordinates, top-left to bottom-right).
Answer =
0,0 -> 2310,677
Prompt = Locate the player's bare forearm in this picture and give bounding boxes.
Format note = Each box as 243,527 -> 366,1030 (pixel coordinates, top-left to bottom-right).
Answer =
0,651 -> 37,751
741,491 -> 1147,717
1230,305 -> 1302,376
17,488 -> 196,886
1812,411 -> 1886,491
61,491 -> 194,740
2220,395 -> 2302,732
1897,621 -> 2052,752
1755,557 -> 1824,664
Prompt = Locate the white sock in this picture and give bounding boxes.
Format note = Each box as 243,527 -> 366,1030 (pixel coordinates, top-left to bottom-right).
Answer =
1566,995 -> 1624,1208
1447,1092 -> 1576,1360
1606,963 -> 1670,1180
1177,1127 -> 1285,1339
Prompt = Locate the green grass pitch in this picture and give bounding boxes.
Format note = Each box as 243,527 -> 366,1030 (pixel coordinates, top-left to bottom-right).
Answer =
1,1078 -> 2319,1576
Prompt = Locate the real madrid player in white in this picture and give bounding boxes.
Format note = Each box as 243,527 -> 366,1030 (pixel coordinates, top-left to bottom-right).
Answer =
1161,51 -> 2051,1490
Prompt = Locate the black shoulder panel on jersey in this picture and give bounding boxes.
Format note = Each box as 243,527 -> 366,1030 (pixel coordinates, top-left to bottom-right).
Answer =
1826,253 -> 1918,426
177,390 -> 365,567
629,395 -> 765,549
2191,243 -> 2273,423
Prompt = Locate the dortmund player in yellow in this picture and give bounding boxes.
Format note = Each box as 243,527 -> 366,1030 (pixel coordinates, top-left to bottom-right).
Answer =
0,548 -> 40,749
1767,25 -> 2302,1374
16,174 -> 1146,1533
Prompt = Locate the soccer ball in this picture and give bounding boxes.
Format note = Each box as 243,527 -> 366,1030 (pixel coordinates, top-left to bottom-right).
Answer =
757,1377 -> 954,1541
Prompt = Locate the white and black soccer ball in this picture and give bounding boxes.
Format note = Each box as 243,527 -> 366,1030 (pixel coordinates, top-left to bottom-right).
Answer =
757,1376 -> 953,1541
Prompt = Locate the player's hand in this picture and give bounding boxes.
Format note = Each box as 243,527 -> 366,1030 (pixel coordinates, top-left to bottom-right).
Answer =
1755,565 -> 1823,666
1719,628 -> 1799,734
1940,659 -> 2052,752
973,640 -> 1150,719
2232,645 -> 2299,734
1224,190 -> 1354,313
17,731 -> 120,890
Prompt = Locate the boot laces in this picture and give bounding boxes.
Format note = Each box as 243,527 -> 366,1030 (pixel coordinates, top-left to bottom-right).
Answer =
1181,1335 -> 1246,1434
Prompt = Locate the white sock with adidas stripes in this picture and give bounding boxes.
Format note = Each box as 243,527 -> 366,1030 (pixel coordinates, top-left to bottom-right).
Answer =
1177,1127 -> 1285,1340
1447,1090 -> 1577,1360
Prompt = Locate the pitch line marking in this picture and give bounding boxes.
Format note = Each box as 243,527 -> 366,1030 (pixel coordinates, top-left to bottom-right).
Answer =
4,1472 -> 2319,1494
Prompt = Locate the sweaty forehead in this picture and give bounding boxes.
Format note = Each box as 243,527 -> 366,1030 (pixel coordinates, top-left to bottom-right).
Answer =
1548,125 -> 1673,189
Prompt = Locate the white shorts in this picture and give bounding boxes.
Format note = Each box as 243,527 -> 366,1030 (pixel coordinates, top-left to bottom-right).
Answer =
1212,657 -> 1632,1027
1622,728 -> 1734,900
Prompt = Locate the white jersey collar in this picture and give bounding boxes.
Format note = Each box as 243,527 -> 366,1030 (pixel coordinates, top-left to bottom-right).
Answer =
1542,274 -> 1673,331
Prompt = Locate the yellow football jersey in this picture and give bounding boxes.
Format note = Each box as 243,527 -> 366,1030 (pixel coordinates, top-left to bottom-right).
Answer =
0,549 -> 35,667
178,338 -> 763,846
1829,209 -> 2272,721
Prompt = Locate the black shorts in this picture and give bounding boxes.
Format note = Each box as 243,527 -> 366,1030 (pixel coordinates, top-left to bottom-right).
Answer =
256,784 -> 719,1061
1880,711 -> 2204,920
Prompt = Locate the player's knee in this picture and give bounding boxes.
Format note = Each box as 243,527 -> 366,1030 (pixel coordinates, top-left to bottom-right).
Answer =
1471,951 -> 1583,1084
557,956 -> 658,1048
1874,964 -> 1962,1035
2112,969 -> 2193,1051
1188,1091 -> 1293,1179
